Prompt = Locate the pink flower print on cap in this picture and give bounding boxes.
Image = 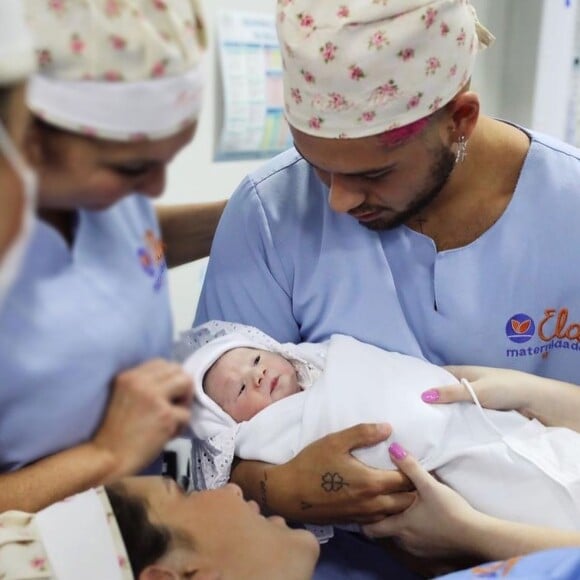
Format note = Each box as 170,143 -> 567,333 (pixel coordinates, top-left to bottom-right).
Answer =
300,68 -> 316,84
30,558 -> 48,571
48,0 -> 66,15
298,12 -> 314,28
151,58 -> 169,78
398,48 -> 415,61
104,70 -> 123,81
337,6 -> 349,18
37,49 -> 52,67
448,64 -> 458,78
425,57 -> 441,75
328,92 -> 349,111
368,30 -> 389,50
429,96 -> 443,111
359,110 -> 376,123
70,33 -> 85,55
369,80 -> 399,105
291,87 -> 303,104
109,34 -> 127,50
308,116 -> 323,129
153,0 -> 167,10
320,41 -> 338,63
457,28 -> 466,46
422,7 -> 438,29
407,92 -> 423,110
349,65 -> 365,81
105,0 -> 122,18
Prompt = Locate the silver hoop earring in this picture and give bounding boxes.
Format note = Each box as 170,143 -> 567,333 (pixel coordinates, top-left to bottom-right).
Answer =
455,135 -> 468,164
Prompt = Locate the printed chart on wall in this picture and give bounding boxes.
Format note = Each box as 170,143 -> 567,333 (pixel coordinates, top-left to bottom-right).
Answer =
215,10 -> 292,161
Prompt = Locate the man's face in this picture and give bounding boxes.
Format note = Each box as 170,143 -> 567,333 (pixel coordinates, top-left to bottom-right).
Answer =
204,347 -> 301,422
291,123 -> 456,231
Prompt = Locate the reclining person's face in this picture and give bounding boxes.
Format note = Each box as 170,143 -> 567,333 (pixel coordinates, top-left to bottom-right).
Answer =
123,477 -> 320,580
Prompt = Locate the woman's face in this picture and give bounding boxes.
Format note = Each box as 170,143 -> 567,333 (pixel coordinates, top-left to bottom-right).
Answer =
122,477 -> 319,580
29,121 -> 196,210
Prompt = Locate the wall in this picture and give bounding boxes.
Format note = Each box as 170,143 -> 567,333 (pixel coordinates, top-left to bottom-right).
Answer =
162,0 -> 578,334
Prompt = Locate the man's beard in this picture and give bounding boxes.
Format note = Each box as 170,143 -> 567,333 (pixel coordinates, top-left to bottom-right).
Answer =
355,144 -> 456,231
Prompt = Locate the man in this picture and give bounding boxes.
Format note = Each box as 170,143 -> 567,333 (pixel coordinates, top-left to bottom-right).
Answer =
196,0 -> 580,576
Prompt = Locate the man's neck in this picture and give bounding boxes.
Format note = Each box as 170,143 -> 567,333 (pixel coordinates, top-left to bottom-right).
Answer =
407,116 -> 531,251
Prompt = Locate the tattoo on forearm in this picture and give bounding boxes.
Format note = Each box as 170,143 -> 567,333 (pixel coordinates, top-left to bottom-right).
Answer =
321,472 -> 350,492
259,471 -> 269,512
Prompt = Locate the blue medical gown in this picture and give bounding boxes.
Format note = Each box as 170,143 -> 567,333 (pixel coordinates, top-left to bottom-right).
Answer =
0,195 -> 172,472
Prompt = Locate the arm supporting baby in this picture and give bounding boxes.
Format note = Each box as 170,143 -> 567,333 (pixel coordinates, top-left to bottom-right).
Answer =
363,366 -> 580,560
231,423 -> 416,524
363,444 -> 580,561
437,366 -> 580,432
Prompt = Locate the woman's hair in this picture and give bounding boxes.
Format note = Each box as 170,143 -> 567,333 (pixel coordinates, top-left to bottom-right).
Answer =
106,483 -> 172,576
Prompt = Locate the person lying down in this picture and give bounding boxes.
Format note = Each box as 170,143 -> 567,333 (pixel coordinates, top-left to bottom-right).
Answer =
181,321 -> 580,532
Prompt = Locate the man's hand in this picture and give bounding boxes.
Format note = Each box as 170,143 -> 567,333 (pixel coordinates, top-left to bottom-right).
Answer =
263,423 -> 416,524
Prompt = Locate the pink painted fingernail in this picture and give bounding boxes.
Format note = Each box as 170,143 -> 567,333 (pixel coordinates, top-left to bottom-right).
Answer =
389,442 -> 407,460
421,389 -> 440,403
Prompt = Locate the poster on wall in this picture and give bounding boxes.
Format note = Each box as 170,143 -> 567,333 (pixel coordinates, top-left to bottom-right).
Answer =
215,10 -> 292,162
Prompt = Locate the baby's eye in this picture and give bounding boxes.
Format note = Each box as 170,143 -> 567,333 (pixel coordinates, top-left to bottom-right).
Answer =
238,384 -> 246,397
253,355 -> 261,365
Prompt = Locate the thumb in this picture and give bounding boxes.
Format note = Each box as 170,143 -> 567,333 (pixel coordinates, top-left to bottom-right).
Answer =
334,423 -> 392,453
388,443 -> 435,495
421,383 -> 472,405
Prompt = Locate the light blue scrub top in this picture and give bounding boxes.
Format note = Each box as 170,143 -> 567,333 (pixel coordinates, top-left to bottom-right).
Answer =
196,127 -> 580,384
0,195 -> 172,472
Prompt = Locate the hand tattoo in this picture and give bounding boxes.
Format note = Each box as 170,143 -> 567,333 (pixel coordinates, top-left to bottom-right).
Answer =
321,472 -> 350,492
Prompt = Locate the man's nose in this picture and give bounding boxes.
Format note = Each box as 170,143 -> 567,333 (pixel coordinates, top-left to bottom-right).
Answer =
328,174 -> 365,213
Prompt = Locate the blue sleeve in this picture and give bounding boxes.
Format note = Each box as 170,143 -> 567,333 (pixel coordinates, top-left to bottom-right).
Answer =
194,175 -> 302,343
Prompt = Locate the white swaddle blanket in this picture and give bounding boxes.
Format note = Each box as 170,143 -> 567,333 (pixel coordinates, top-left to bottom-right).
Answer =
183,325 -> 580,531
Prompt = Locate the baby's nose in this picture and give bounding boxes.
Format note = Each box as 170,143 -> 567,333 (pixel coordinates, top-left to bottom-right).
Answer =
255,368 -> 266,386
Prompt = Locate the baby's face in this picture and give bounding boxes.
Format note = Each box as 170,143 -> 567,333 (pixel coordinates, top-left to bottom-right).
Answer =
204,347 -> 301,421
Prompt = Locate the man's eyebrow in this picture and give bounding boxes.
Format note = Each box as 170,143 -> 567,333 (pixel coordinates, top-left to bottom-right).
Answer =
293,142 -> 395,177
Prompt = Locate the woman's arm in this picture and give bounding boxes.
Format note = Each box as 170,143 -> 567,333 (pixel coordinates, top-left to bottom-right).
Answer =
362,444 -> 580,561
157,201 -> 227,268
429,366 -> 580,432
232,423 -> 416,524
0,359 -> 192,512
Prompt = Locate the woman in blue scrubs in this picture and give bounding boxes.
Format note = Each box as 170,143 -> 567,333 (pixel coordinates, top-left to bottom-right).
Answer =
0,0 -> 222,513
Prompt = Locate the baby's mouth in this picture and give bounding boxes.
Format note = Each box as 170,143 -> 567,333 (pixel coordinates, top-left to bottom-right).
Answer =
269,376 -> 279,393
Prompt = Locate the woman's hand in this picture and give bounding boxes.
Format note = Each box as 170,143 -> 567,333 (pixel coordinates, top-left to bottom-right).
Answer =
92,358 -> 193,481
263,423 -> 416,524
362,443 -> 485,559
421,365 -> 542,416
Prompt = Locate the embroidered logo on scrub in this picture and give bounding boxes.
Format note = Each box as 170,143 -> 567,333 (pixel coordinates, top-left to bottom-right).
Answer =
137,229 -> 166,292
505,308 -> 580,359
505,313 -> 535,344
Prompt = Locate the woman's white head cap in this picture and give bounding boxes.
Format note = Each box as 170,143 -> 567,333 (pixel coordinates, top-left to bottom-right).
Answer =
277,0 -> 494,139
0,488 -> 133,580
25,0 -> 207,141
0,0 -> 36,85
